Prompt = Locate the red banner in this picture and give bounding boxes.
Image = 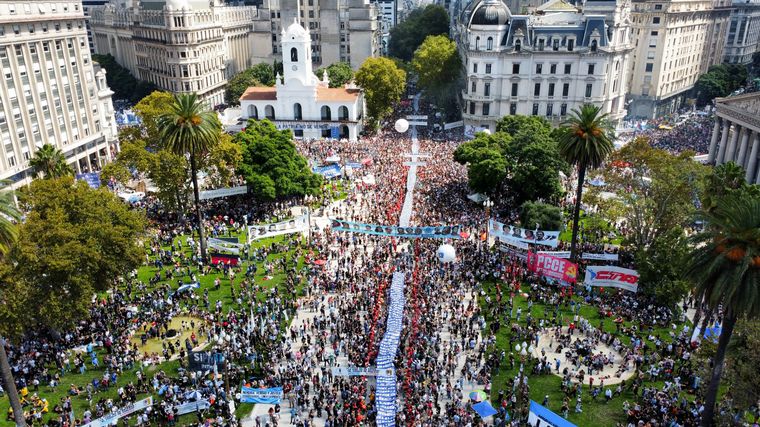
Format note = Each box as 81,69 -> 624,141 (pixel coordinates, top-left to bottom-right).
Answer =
527,251 -> 578,283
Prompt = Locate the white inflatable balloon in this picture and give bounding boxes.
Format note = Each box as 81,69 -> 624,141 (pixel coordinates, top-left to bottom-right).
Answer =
395,118 -> 409,133
436,244 -> 456,263
480,128 -> 491,135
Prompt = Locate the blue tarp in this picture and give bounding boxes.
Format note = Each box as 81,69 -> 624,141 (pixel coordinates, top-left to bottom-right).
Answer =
75,172 -> 101,189
472,401 -> 498,418
704,323 -> 722,340
529,401 -> 577,427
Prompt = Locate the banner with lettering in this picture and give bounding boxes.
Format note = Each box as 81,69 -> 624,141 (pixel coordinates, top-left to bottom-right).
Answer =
527,252 -> 578,283
330,219 -> 462,239
581,252 -> 619,261
584,266 -> 639,292
538,251 -> 571,259
489,219 -> 560,248
247,214 -> 308,242
83,397 -> 153,427
240,387 -> 283,404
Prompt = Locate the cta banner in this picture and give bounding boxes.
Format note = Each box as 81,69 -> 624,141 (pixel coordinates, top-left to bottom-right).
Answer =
582,252 -> 619,261
240,387 -> 283,404
84,397 -> 153,427
528,252 -> 578,283
489,219 -> 560,248
330,219 -> 462,239
247,214 -> 308,241
585,266 -> 639,292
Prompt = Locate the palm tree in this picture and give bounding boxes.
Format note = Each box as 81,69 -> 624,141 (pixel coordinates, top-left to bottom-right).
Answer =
685,195 -> 760,426
157,93 -> 221,261
0,185 -> 25,426
557,104 -> 614,261
29,144 -> 73,179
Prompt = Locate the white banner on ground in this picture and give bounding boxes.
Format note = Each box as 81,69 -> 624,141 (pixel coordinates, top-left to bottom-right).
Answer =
84,397 -> 153,427
444,121 -> 464,130
247,214 -> 308,242
499,236 -> 529,250
406,115 -> 428,120
331,367 -> 395,377
407,121 -> 427,126
199,186 -> 247,200
585,266 -> 639,292
538,251 -> 571,259
581,252 -> 619,261
175,400 -> 211,416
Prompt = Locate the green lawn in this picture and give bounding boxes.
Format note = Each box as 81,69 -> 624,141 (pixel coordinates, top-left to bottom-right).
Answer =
478,280 -> 687,426
0,231 -> 309,426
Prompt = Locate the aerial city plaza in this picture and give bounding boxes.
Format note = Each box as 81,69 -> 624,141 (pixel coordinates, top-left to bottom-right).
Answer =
1,0 -> 760,426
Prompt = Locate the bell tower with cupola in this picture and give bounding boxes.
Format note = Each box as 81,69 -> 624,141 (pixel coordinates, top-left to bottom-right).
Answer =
281,18 -> 315,86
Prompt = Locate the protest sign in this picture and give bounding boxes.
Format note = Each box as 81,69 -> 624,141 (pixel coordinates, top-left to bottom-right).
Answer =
83,397 -> 153,427
584,266 -> 639,292
240,386 -> 283,404
489,219 -> 560,248
527,252 -> 578,283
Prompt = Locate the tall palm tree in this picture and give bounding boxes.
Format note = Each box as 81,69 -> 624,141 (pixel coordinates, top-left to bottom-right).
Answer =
685,195 -> 760,426
0,185 -> 25,426
29,144 -> 73,179
157,93 -> 221,261
557,104 -> 614,261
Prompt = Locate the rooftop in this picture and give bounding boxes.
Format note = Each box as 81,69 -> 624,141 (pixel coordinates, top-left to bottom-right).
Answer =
239,86 -> 361,103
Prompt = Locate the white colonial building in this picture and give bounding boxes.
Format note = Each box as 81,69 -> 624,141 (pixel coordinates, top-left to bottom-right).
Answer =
458,0 -> 633,133
239,20 -> 364,141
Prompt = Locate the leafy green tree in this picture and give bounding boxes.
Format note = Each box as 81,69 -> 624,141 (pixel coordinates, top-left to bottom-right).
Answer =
29,144 -> 74,179
454,116 -> 565,204
724,320 -> 760,410
603,137 -> 706,248
235,120 -> 322,200
92,54 -> 156,102
224,63 -> 276,106
355,57 -> 406,128
694,64 -> 748,106
635,227 -> 691,310
684,194 -> 760,426
412,35 -> 462,109
454,131 -> 509,195
388,5 -> 449,61
133,91 -> 176,145
520,201 -> 562,230
557,104 -> 615,261
13,177 -> 146,331
315,62 -> 354,88
200,133 -> 243,188
157,93 -> 222,260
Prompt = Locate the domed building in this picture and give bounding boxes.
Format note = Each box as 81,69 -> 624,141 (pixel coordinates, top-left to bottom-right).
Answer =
457,0 -> 633,134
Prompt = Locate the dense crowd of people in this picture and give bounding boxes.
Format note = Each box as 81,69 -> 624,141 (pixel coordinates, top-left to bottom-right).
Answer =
1,97 -> 742,427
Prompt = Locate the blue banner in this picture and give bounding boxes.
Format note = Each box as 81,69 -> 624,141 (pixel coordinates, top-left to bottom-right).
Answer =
75,172 -> 101,189
313,164 -> 342,179
330,126 -> 340,139
330,219 -> 462,239
240,386 -> 283,404
376,272 -> 405,426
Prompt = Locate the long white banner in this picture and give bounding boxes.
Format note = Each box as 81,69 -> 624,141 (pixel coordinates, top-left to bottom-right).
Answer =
199,186 -> 248,200
582,252 -> 619,261
84,397 -> 153,427
247,214 -> 308,242
489,219 -> 560,248
585,266 -> 639,292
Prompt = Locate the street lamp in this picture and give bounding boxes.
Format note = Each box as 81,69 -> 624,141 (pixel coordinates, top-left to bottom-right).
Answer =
484,198 -> 494,247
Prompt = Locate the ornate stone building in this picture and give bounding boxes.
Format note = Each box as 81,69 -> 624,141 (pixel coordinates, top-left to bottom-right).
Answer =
708,92 -> 760,184
457,0 -> 633,133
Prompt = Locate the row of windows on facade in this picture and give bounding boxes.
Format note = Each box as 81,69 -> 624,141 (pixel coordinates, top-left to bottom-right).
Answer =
469,81 -> 593,98
0,19 -> 83,36
247,104 -> 351,121
6,2 -> 80,15
473,36 -> 583,52
467,102 -> 571,117
473,62 -> 595,75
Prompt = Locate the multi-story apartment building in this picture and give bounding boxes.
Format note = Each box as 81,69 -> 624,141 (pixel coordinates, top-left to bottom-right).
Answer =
374,0 -> 397,54
258,0 -> 381,68
458,0 -> 633,133
90,0 -> 258,106
627,0 -> 731,118
724,0 -> 760,64
0,0 -> 117,187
